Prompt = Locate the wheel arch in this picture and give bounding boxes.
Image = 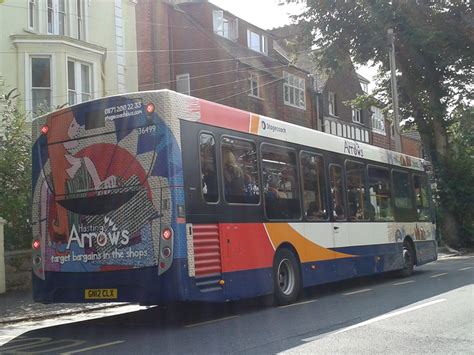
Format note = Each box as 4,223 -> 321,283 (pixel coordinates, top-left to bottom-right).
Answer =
276,242 -> 302,265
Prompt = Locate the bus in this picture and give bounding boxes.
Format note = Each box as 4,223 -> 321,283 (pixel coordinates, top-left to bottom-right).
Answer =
31,90 -> 437,305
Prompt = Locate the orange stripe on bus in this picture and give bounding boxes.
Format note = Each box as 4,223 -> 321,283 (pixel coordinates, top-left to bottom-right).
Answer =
250,114 -> 260,134
264,223 -> 354,262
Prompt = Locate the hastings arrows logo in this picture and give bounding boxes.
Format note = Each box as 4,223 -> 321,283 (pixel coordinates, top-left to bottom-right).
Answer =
66,217 -> 130,249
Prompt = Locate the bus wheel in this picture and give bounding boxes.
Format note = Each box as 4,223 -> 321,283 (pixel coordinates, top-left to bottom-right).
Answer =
273,248 -> 301,305
398,242 -> 415,277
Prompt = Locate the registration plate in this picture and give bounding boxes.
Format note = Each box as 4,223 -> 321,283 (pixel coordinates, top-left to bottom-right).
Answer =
85,288 -> 118,300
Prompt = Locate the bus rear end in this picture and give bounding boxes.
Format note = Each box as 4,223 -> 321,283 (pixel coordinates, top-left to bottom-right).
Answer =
31,92 -> 186,304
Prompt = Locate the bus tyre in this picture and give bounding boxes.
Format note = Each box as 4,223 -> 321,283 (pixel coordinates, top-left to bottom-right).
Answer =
398,242 -> 415,277
273,248 -> 301,306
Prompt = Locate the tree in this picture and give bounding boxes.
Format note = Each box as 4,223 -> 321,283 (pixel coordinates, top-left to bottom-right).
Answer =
290,0 -> 473,246
0,89 -> 32,251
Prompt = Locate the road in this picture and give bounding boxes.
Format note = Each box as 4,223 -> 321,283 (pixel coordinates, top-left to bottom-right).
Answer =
1,255 -> 472,354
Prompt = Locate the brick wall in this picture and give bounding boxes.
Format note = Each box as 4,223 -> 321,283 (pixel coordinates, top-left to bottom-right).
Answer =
401,136 -> 422,157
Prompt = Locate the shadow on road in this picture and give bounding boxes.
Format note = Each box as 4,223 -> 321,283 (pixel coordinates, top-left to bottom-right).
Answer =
1,257 -> 472,354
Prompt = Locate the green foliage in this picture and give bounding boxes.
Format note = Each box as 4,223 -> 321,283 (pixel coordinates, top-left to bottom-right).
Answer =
0,89 -> 32,251
442,106 -> 474,245
290,0 -> 473,246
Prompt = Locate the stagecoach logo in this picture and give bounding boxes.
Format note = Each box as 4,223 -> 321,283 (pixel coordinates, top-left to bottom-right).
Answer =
344,140 -> 364,158
261,120 -> 287,134
66,217 -> 130,249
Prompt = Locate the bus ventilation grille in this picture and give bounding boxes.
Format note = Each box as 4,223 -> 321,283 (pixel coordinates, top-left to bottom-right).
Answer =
193,224 -> 223,292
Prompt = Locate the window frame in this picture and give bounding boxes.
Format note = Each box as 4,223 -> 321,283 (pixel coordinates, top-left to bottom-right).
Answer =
212,10 -> 237,40
221,135 -> 261,206
28,0 -> 39,32
247,29 -> 267,55
260,142 -> 301,221
176,73 -> 191,95
352,107 -> 362,123
283,72 -> 306,110
47,0 -> 68,36
67,58 -> 93,105
248,73 -> 260,98
299,150 -> 329,221
76,0 -> 85,41
30,55 -> 53,113
328,91 -> 337,116
371,107 -> 386,135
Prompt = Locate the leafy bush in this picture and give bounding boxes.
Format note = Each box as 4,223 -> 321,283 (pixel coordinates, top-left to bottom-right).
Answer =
0,89 -> 32,251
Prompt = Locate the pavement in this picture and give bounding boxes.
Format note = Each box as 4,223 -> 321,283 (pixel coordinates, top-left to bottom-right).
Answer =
0,246 -> 466,325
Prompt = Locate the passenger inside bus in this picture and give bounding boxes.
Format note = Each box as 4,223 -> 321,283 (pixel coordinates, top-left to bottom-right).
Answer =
222,148 -> 245,199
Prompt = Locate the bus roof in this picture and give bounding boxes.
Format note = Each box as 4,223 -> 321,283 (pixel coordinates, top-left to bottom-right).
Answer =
33,89 -> 427,172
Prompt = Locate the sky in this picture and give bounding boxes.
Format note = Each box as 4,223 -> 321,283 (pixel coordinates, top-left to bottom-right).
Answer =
209,0 -> 377,91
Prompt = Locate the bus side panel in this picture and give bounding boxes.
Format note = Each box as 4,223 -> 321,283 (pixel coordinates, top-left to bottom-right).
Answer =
414,239 -> 438,266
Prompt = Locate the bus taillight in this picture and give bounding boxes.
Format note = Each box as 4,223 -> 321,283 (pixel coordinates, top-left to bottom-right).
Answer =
32,239 -> 41,250
40,125 -> 49,135
162,228 -> 173,240
146,103 -> 155,114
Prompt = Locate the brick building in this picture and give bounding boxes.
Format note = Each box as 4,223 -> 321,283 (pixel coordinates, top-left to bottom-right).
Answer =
271,25 -> 372,145
136,0 -> 317,128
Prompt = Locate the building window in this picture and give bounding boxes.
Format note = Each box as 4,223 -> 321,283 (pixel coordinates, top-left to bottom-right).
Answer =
247,30 -> 267,54
67,60 -> 92,105
58,0 -> 67,35
352,107 -> 362,123
371,107 -> 385,134
176,73 -> 190,95
31,57 -> 52,113
361,81 -> 368,93
328,91 -> 336,116
283,72 -> 305,109
28,0 -> 39,31
249,73 -> 260,97
77,0 -> 85,40
212,10 -> 237,40
47,0 -> 68,35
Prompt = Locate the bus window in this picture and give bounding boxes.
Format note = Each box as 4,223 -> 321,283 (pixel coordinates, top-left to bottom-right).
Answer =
392,170 -> 414,221
300,152 -> 328,220
368,166 -> 393,221
199,133 -> 218,203
329,164 -> 346,221
221,137 -> 260,204
261,144 -> 301,220
413,174 -> 431,221
345,161 -> 370,221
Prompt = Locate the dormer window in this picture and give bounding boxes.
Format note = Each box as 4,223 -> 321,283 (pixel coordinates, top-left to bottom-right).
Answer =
247,30 -> 267,54
213,10 -> 238,40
